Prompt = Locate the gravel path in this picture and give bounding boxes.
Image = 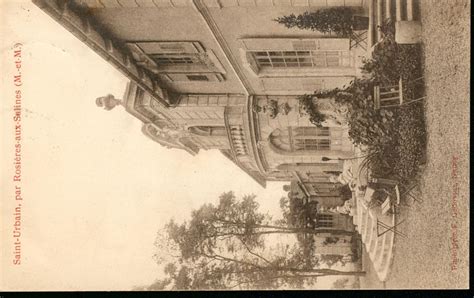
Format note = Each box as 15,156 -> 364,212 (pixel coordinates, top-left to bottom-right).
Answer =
360,0 -> 470,289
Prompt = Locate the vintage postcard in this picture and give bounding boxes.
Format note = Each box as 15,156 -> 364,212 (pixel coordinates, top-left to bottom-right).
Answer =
0,0 -> 470,291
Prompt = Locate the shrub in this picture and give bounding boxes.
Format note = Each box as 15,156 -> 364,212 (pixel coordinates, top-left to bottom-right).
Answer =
358,19 -> 426,182
393,103 -> 427,183
338,184 -> 353,201
297,94 -> 327,127
310,32 -> 425,182
274,7 -> 361,37
292,19 -> 426,183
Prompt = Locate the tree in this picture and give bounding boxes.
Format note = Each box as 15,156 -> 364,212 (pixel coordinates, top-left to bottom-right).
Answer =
337,184 -> 353,201
147,192 -> 364,290
279,195 -> 318,229
274,8 -> 365,37
319,254 -> 346,268
332,277 -> 350,289
279,195 -> 319,270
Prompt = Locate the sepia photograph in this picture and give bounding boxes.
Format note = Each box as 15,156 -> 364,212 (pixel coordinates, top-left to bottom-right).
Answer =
0,0 -> 470,291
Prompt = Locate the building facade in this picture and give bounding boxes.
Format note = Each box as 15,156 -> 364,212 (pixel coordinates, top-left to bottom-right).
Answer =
33,0 -> 367,188
286,180 -> 355,232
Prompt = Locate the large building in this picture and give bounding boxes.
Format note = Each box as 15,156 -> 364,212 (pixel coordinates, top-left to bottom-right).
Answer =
33,0 -> 367,192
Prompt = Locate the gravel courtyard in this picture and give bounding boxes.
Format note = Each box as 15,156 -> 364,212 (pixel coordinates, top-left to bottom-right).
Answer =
360,0 -> 470,289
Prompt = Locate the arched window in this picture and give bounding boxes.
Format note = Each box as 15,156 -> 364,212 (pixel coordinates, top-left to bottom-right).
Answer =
188,126 -> 227,137
269,127 -> 331,153
268,128 -> 291,151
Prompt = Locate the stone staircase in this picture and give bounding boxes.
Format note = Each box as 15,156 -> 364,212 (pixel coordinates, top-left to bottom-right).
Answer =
367,0 -> 419,51
353,194 -> 397,281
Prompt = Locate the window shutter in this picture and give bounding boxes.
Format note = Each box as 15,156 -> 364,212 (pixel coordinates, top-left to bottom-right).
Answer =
134,41 -> 204,54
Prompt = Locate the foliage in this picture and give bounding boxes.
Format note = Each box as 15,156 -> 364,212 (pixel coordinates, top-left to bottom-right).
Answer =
279,196 -> 318,229
274,8 -> 359,37
332,276 -> 360,289
338,184 -> 354,201
361,19 -> 423,88
165,192 -> 268,261
319,254 -> 345,268
332,277 -> 350,289
359,19 -> 426,182
279,196 -> 318,271
323,237 -> 340,245
297,94 -> 327,127
392,103 -> 426,184
313,78 -> 398,149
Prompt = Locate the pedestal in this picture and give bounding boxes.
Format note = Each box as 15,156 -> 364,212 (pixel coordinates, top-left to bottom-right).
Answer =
395,21 -> 422,44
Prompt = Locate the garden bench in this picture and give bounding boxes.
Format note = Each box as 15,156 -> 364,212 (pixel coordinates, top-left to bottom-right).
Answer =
370,177 -> 423,206
364,185 -> 398,215
361,185 -> 406,238
380,194 -> 394,215
376,196 -> 407,238
373,77 -> 425,109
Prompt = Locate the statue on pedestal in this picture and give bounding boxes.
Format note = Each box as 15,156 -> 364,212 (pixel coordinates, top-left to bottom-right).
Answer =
96,94 -> 123,111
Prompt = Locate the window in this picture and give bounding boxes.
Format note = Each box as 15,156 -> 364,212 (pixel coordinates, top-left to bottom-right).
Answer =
133,87 -> 157,120
269,127 -> 332,153
296,139 -> 331,151
251,51 -> 348,68
127,42 -> 207,67
150,53 -> 202,65
186,75 -> 209,81
135,87 -> 145,103
294,127 -> 330,137
317,214 -> 334,228
126,41 -> 226,81
293,127 -> 330,151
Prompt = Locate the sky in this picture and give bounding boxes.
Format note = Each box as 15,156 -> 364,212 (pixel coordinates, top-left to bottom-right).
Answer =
0,0 -> 289,290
